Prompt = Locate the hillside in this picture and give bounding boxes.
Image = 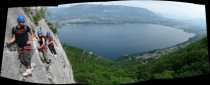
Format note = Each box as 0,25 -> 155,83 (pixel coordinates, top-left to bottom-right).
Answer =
63,44 -> 137,85
63,36 -> 209,85
47,4 -> 174,26
118,36 -> 209,81
1,7 -> 75,84
47,4 -> 160,22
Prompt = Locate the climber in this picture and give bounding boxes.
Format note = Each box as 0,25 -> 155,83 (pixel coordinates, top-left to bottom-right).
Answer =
6,15 -> 35,76
46,32 -> 57,57
37,31 -> 51,64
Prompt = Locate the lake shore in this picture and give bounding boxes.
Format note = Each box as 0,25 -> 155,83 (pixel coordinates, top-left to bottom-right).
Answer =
119,34 -> 204,61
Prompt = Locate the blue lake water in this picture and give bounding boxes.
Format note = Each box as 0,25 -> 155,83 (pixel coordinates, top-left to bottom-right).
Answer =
58,23 -> 195,59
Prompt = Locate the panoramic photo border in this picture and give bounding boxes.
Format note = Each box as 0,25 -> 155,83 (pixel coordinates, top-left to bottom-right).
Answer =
1,0 -> 209,84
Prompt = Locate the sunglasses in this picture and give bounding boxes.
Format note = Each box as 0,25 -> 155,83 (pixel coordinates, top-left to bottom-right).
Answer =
19,22 -> 25,26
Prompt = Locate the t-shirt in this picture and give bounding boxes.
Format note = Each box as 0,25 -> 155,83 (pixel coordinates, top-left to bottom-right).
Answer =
38,35 -> 46,46
38,35 -> 47,51
12,25 -> 31,48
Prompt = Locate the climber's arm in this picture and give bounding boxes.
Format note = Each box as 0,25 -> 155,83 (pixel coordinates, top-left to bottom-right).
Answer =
29,26 -> 36,40
53,38 -> 58,46
7,34 -> 16,45
26,27 -> 34,45
7,27 -> 16,45
49,41 -> 53,45
48,37 -> 54,45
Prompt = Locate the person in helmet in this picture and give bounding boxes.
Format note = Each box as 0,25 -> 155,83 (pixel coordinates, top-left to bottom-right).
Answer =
37,31 -> 51,64
6,15 -> 35,76
46,32 -> 57,57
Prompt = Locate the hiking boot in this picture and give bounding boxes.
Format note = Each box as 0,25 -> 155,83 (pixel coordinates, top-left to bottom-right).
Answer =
54,54 -> 57,58
31,63 -> 36,71
22,68 -> 32,77
46,59 -> 51,64
41,59 -> 45,63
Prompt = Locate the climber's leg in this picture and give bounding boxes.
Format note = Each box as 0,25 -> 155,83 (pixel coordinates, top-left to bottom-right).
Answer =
24,50 -> 32,69
18,48 -> 28,67
23,45 -> 33,68
38,48 -> 46,63
43,52 -> 49,64
49,44 -> 57,55
40,50 -> 46,63
39,46 -> 50,64
20,46 -> 33,77
49,45 -> 54,54
45,46 -> 51,64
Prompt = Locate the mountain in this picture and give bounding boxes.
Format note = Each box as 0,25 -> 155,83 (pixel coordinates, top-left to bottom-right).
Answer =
46,4 -> 171,24
63,35 -> 209,85
1,8 -> 75,84
46,4 -> 206,36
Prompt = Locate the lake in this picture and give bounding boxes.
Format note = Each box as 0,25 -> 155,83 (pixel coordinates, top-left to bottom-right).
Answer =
58,23 -> 195,59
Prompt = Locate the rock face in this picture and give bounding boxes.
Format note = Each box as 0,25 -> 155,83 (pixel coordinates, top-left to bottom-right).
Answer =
1,7 -> 75,84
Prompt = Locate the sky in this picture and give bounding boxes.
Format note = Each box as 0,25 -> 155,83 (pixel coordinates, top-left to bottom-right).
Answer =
56,0 -> 206,21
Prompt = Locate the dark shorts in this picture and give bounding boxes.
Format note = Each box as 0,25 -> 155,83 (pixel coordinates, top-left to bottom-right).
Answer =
48,44 -> 57,55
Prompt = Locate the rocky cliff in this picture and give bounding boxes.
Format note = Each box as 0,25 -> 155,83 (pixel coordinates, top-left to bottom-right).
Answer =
1,7 -> 75,84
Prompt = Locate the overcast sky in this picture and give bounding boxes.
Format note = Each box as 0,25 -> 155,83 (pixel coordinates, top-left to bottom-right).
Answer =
57,0 -> 206,20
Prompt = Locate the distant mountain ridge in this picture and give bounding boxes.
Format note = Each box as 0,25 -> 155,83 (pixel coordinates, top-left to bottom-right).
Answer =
47,4 -> 170,24
46,4 -> 206,36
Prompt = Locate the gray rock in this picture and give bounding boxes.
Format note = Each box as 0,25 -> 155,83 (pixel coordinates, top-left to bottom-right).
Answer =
1,7 -> 75,84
